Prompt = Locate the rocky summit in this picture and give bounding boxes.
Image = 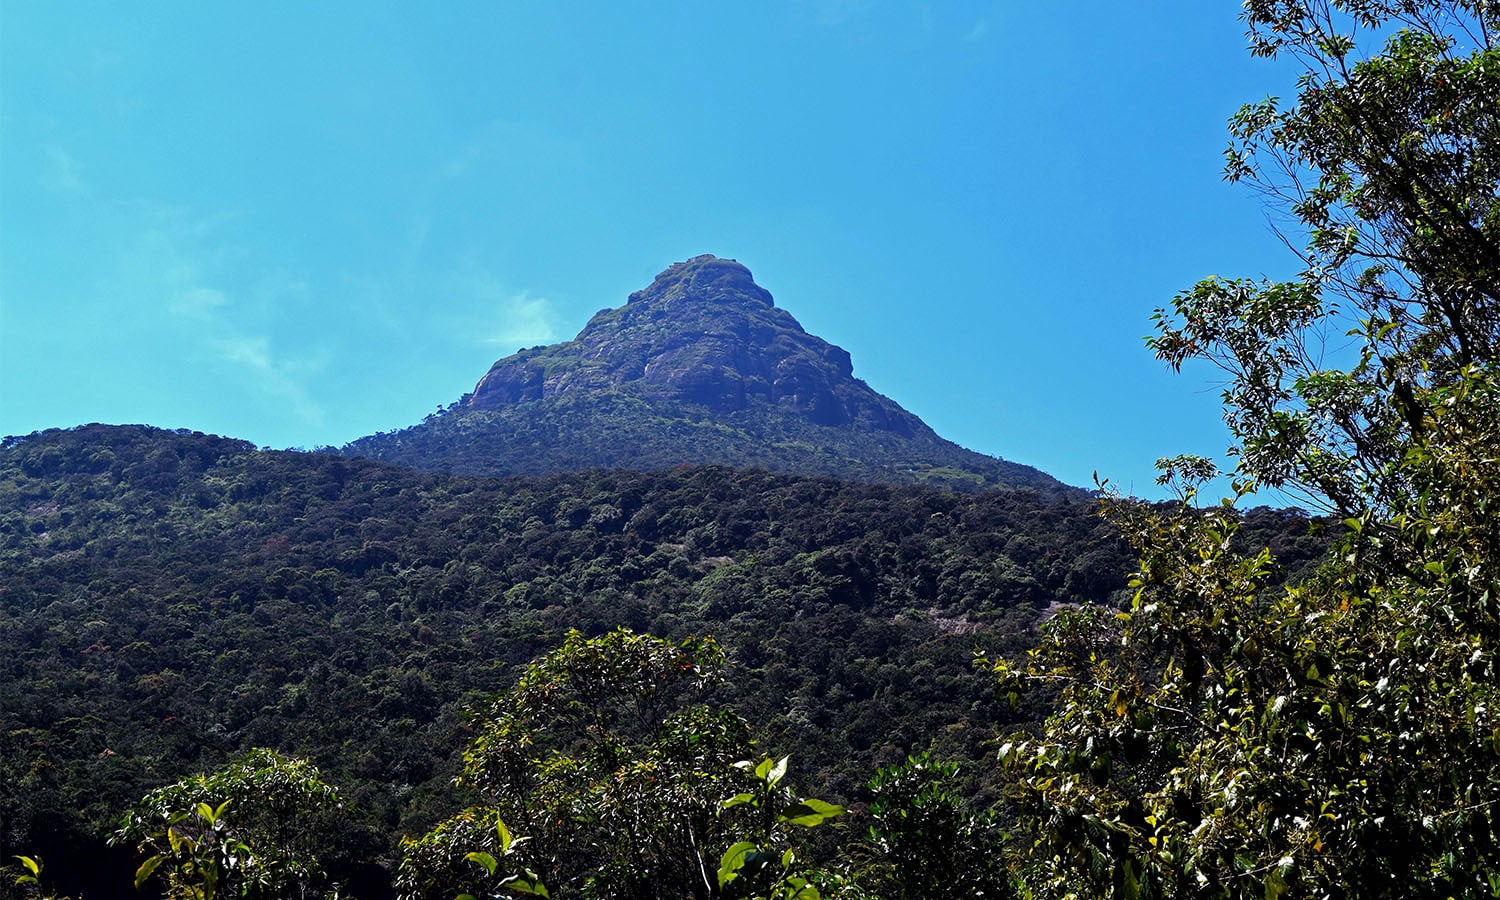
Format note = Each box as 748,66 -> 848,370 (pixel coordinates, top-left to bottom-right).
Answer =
471,255 -> 923,435
343,255 -> 1065,492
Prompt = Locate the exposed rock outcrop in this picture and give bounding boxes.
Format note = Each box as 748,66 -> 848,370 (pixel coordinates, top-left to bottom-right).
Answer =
470,255 -> 920,435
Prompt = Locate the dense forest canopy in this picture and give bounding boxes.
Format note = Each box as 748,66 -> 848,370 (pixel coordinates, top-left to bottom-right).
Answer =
2,424 -> 1317,897
0,424 -> 1323,896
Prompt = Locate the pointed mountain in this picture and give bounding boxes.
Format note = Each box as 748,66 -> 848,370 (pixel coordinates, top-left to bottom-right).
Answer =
343,255 -> 1065,492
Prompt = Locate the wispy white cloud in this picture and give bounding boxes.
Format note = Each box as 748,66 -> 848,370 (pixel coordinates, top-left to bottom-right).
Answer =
168,286 -> 228,319
432,119 -> 590,189
965,19 -> 990,42
216,335 -> 273,369
40,146 -> 89,196
444,264 -> 562,350
213,336 -> 326,425
107,204 -> 328,425
485,291 -> 559,348
112,213 -> 238,324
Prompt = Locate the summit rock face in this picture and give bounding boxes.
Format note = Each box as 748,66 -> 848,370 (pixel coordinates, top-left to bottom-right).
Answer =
470,255 -> 921,434
344,255 -> 1065,492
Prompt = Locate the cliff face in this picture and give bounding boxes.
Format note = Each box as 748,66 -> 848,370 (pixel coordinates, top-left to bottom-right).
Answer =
470,255 -> 922,435
344,255 -> 1066,493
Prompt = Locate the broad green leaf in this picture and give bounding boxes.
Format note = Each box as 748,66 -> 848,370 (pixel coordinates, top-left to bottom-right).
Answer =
465,851 -> 500,876
782,799 -> 844,827
135,854 -> 164,890
767,756 -> 789,786
717,841 -> 756,887
1265,868 -> 1288,900
501,870 -> 550,897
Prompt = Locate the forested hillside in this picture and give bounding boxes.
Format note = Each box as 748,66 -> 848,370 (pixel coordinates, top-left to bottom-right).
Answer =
0,424 -> 1325,895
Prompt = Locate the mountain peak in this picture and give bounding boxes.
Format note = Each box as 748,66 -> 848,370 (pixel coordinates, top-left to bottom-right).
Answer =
469,254 -> 871,423
626,254 -> 773,309
345,257 -> 1065,492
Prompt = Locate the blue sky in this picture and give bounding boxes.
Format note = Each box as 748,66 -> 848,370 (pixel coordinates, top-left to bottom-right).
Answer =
2,2 -> 1302,499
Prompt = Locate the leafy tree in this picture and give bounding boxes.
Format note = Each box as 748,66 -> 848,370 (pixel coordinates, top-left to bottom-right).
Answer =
401,628 -> 753,900
1151,0 -> 1500,516
716,757 -> 843,900
996,2 -> 1500,897
113,749 -> 342,900
397,811 -> 549,900
855,754 -> 1010,900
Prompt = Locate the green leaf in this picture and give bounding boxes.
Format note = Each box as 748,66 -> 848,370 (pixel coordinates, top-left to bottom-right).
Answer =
501,870 -> 550,897
14,857 -> 40,878
722,791 -> 756,810
718,841 -> 756,887
135,854 -> 164,890
496,816 -> 514,854
767,756 -> 789,786
782,798 -> 844,827
1265,868 -> 1288,900
465,851 -> 499,876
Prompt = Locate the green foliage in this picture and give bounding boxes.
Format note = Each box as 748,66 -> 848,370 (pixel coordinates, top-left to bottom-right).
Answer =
398,810 -> 548,900
398,808 -> 520,900
716,757 -> 843,900
1001,450 -> 1500,896
458,817 -> 550,899
7,855 -> 69,900
404,629 -> 753,899
402,631 -> 860,900
1001,2 -> 1500,897
857,754 -> 1011,900
113,748 -> 342,899
1151,0 -> 1500,517
1,423 -> 1189,884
